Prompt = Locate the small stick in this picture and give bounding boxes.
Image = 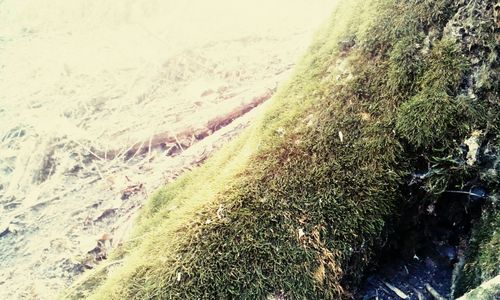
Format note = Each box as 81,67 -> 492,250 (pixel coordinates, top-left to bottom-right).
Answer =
412,287 -> 424,300
148,135 -> 153,157
383,282 -> 409,299
113,140 -> 141,162
444,190 -> 484,198
69,138 -> 103,161
164,144 -> 176,156
174,134 -> 184,152
93,162 -> 105,181
125,141 -> 145,162
425,283 -> 446,300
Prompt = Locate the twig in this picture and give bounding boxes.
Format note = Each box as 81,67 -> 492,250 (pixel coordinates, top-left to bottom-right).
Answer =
425,283 -> 446,300
113,140 -> 141,162
174,134 -> 184,152
148,135 -> 153,157
125,140 -> 145,163
69,138 -> 103,161
383,282 -> 409,299
412,288 -> 424,300
444,190 -> 484,198
164,144 -> 176,156
93,162 -> 105,181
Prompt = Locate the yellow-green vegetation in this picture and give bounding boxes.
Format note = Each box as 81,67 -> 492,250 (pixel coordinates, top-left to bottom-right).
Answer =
68,0 -> 499,299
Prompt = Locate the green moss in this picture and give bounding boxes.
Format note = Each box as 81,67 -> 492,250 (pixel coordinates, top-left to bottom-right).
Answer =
387,36 -> 423,98
454,204 -> 500,297
65,0 -> 497,299
452,160 -> 500,293
360,0 -> 455,57
458,275 -> 500,300
395,39 -> 469,149
418,39 -> 467,93
396,89 -> 458,149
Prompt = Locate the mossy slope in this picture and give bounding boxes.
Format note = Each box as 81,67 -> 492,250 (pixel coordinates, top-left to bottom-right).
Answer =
70,0 -> 499,299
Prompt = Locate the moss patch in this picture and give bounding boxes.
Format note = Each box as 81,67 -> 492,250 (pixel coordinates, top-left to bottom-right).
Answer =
458,275 -> 500,300
395,39 -> 468,149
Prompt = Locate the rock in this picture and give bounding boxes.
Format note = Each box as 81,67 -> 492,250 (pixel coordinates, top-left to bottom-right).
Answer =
0,218 -> 13,237
0,225 -> 10,237
463,131 -> 482,166
87,233 -> 113,261
339,37 -> 356,53
93,208 -> 117,223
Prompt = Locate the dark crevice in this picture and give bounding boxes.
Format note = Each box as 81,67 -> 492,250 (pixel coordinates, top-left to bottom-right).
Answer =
355,180 -> 485,299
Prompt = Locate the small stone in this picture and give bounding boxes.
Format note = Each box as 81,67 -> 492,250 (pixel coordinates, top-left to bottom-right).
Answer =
0,219 -> 12,237
463,130 -> 482,166
0,226 -> 10,238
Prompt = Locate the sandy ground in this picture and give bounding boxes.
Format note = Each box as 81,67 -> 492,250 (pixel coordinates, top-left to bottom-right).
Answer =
0,0 -> 337,299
